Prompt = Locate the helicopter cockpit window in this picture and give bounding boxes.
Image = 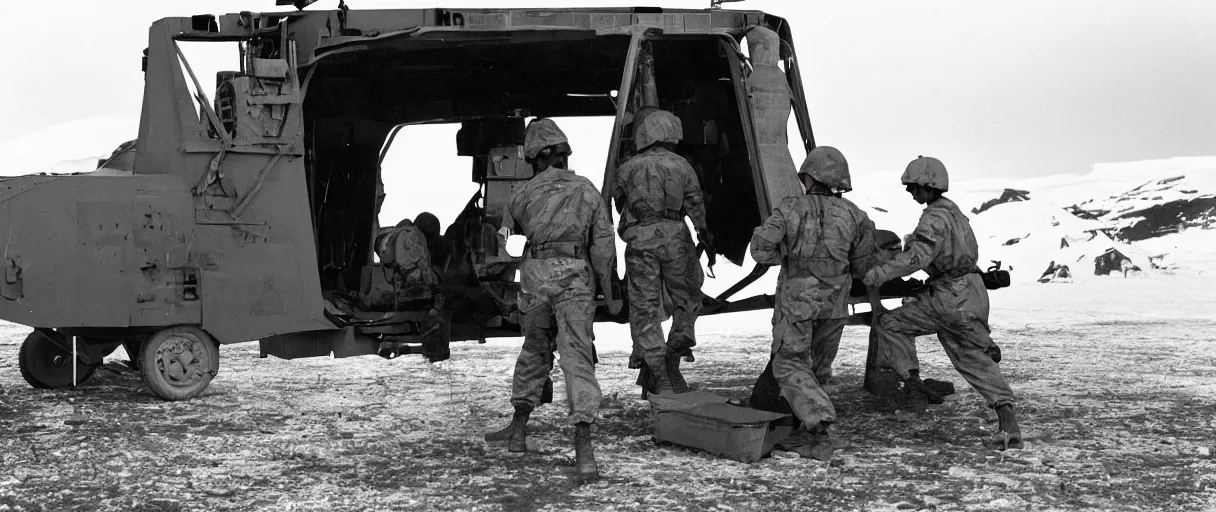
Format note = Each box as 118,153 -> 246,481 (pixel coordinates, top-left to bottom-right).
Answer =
174,41 -> 240,140
174,35 -> 302,147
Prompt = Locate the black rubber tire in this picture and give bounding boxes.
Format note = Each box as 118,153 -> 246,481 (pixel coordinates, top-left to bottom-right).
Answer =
138,326 -> 220,401
17,330 -> 99,389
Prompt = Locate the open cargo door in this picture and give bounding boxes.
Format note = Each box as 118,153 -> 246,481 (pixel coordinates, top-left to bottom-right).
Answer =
600,26 -> 813,316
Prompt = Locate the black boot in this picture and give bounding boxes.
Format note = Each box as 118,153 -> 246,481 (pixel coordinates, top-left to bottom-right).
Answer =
649,361 -> 675,396
864,367 -> 902,396
777,421 -> 834,462
485,405 -> 530,453
639,361 -> 675,398
665,354 -> 689,394
992,403 -> 1024,450
807,422 -> 835,462
541,377 -> 554,405
922,378 -> 955,402
987,344 -> 1002,363
900,371 -> 930,414
636,364 -> 652,399
574,422 -> 598,482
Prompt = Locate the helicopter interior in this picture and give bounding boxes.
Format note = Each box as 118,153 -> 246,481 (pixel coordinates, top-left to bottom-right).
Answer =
303,30 -> 768,335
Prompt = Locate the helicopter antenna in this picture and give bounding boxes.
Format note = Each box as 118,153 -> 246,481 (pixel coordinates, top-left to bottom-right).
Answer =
710,0 -> 745,10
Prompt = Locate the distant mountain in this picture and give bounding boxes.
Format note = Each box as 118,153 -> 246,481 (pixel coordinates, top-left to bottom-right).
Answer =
1064,172 -> 1215,242
957,157 -> 1216,283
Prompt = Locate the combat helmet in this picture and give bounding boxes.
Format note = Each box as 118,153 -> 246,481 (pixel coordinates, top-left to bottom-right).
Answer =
901,155 -> 949,192
799,146 -> 852,192
523,118 -> 571,161
635,109 -> 683,151
414,212 -> 441,238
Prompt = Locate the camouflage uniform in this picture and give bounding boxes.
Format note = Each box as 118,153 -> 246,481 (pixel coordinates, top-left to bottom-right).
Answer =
374,219 -> 439,293
503,120 -> 616,424
750,146 -> 875,443
864,156 -> 1017,410
611,110 -> 707,385
373,218 -> 447,360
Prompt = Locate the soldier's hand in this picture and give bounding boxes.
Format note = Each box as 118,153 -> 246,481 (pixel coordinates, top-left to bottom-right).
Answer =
606,297 -> 624,316
610,277 -> 625,300
601,276 -> 624,316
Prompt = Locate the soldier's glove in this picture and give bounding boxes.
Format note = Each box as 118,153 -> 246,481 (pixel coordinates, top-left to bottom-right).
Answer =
603,275 -> 624,316
695,229 -> 717,278
610,277 -> 625,302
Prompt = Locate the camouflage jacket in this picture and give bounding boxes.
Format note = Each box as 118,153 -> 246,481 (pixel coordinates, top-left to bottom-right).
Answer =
507,167 -> 617,284
751,192 -> 876,320
611,147 -> 708,242
869,197 -> 981,285
376,220 -> 439,289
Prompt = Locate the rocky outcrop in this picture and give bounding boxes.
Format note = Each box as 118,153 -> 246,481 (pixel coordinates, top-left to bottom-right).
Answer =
972,188 -> 1031,215
1064,173 -> 1215,245
1065,204 -> 1108,220
1093,248 -> 1141,276
1112,197 -> 1216,242
1038,261 -> 1072,283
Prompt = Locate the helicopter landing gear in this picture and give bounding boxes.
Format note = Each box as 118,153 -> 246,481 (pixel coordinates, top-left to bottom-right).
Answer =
18,329 -> 100,389
139,326 -> 220,401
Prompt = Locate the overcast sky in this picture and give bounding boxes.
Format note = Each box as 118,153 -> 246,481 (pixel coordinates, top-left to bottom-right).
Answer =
1,0 -> 1214,182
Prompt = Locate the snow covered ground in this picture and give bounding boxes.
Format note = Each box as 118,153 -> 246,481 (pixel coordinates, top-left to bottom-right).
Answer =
1,276 -> 1214,511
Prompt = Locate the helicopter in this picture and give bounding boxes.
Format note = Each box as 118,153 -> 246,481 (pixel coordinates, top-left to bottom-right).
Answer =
0,1 -> 889,401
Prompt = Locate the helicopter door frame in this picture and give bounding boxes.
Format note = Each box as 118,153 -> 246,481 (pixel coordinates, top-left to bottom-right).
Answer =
776,21 -> 816,155
601,27 -> 655,220
702,26 -> 821,314
717,35 -> 773,218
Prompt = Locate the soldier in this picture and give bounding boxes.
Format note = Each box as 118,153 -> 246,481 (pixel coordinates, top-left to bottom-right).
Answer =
749,146 -> 876,461
413,211 -> 449,276
373,217 -> 439,296
862,156 -> 1024,450
483,118 -> 618,482
611,109 -> 708,396
371,216 -> 448,360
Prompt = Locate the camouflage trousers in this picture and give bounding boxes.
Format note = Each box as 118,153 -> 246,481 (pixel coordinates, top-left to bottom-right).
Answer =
878,280 -> 1016,408
624,221 -> 704,370
509,257 -> 602,424
771,316 -> 844,427
809,319 -> 846,383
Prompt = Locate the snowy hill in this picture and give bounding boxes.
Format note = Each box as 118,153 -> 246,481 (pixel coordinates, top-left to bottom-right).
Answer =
0,117 -> 138,176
